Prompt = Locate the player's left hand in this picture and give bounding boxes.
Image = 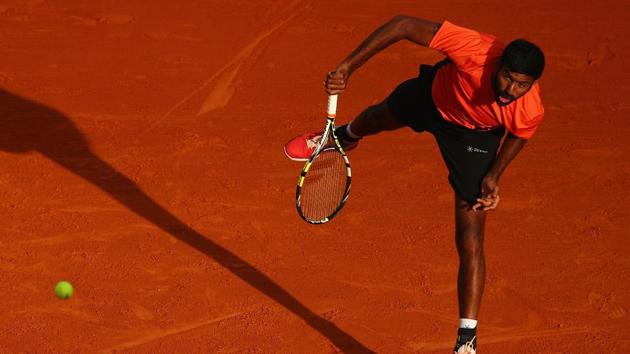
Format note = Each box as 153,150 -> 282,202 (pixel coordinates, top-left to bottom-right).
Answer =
471,176 -> 500,211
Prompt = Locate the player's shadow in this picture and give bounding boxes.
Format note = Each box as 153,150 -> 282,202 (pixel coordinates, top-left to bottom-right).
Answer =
0,87 -> 374,354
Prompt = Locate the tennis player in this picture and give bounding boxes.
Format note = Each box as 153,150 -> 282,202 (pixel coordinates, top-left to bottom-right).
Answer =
284,15 -> 545,353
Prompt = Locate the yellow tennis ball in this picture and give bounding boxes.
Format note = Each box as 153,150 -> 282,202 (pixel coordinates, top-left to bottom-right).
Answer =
55,281 -> 74,300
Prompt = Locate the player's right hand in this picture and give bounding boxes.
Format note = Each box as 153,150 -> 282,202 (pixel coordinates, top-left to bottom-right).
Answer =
324,67 -> 350,95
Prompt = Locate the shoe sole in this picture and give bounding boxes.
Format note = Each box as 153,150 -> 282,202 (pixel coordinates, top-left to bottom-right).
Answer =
283,145 -> 309,162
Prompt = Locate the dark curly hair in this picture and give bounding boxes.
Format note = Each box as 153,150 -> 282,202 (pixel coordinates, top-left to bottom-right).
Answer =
500,39 -> 545,79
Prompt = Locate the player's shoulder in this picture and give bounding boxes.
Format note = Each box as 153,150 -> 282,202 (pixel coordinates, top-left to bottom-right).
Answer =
430,21 -> 480,47
527,83 -> 544,108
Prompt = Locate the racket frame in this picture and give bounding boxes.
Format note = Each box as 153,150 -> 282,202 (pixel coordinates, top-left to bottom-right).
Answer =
296,95 -> 352,224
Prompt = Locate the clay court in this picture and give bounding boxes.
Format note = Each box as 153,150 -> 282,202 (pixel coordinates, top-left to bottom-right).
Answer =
0,0 -> 628,352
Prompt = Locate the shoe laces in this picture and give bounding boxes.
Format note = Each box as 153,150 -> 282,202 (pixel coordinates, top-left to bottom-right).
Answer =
454,336 -> 476,354
305,134 -> 323,149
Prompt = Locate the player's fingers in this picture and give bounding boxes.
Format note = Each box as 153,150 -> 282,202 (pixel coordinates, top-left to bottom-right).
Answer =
325,78 -> 346,87
493,195 -> 501,207
327,81 -> 346,89
476,198 -> 493,206
470,202 -> 483,211
472,198 -> 492,212
327,73 -> 343,80
328,70 -> 345,78
326,71 -> 347,84
326,81 -> 346,88
325,82 -> 346,88
325,83 -> 346,95
483,196 -> 500,211
481,194 -> 499,203
326,88 -> 345,95
324,75 -> 345,83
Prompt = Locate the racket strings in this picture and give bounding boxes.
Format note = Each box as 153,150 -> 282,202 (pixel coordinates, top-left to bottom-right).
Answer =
300,149 -> 348,221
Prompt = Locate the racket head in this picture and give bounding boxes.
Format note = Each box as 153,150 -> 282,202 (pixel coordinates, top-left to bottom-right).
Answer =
296,143 -> 351,224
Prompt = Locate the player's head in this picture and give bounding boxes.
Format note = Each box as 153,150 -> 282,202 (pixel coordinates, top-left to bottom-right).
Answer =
493,39 -> 545,106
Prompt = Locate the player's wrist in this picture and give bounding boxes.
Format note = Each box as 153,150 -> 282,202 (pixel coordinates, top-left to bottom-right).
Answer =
333,65 -> 349,78
484,169 -> 501,182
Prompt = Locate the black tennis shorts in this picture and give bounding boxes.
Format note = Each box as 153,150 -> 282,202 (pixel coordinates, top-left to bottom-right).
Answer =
386,61 -> 505,204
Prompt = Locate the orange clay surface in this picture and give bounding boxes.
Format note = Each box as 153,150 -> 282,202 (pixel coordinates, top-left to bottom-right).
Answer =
0,0 -> 629,353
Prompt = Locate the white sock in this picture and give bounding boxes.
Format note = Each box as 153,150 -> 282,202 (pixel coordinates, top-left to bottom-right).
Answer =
459,318 -> 478,329
345,122 -> 362,139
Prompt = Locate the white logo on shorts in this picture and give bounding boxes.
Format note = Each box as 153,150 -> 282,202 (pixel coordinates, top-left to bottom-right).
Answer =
467,145 -> 488,154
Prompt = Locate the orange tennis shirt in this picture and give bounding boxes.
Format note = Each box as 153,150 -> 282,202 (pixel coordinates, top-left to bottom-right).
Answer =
428,21 -> 544,139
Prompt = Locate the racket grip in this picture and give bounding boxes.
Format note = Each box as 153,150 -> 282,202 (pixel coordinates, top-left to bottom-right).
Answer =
327,95 -> 338,118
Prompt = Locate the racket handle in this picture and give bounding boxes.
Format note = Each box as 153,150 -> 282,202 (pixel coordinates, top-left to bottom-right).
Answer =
327,95 -> 338,118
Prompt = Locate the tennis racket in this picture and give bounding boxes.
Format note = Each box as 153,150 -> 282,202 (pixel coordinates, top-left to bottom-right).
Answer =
296,95 -> 352,224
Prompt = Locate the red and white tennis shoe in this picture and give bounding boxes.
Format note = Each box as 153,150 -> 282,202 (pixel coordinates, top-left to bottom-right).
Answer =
283,132 -> 358,161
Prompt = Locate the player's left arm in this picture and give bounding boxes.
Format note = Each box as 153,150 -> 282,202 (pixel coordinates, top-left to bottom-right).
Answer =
471,133 -> 527,211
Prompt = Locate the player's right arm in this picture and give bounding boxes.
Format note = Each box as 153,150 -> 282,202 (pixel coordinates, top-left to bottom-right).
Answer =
326,15 -> 441,95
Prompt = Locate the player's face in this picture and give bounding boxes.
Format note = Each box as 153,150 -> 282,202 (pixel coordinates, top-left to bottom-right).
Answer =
492,66 -> 536,106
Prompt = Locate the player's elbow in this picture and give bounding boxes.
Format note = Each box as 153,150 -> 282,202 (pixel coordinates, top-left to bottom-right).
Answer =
389,15 -> 415,29
390,14 -> 414,23
388,15 -> 416,38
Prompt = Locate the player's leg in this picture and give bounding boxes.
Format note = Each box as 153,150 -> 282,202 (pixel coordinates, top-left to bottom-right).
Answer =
429,121 -> 503,353
344,102 -> 404,136
284,63 -> 439,161
284,77 -> 424,161
453,193 -> 486,353
333,100 -> 404,147
455,193 -> 486,317
283,100 -> 402,161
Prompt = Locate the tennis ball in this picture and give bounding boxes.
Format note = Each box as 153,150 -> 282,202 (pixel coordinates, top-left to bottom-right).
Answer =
55,281 -> 74,300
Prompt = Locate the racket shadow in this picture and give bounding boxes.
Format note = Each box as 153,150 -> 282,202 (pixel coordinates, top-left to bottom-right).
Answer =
0,87 -> 374,353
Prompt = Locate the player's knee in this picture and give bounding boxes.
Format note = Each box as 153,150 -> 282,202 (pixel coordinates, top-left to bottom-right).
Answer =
362,104 -> 382,127
364,103 -> 396,130
456,230 -> 484,258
